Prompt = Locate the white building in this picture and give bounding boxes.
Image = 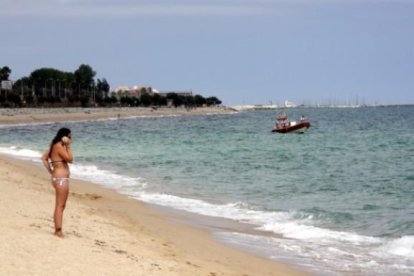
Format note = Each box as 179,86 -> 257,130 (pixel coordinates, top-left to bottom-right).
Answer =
284,100 -> 297,108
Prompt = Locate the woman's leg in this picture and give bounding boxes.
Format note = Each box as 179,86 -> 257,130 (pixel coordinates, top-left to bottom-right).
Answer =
53,179 -> 69,237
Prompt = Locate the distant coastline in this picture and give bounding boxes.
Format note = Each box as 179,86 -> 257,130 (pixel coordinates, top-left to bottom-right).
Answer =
0,106 -> 237,125
230,103 -> 414,111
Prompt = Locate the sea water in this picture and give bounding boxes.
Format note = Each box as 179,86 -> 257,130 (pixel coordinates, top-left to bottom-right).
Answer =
1,106 -> 413,275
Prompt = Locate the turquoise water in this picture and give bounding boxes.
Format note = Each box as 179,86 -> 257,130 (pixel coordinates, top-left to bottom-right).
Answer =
1,106 -> 413,275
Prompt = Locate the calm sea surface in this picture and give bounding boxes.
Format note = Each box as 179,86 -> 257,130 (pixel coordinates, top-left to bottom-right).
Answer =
1,106 -> 413,275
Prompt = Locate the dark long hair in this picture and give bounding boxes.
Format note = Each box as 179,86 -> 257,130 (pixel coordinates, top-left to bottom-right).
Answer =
48,128 -> 71,158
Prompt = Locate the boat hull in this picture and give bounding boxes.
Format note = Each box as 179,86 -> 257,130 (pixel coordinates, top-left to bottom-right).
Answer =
272,121 -> 310,133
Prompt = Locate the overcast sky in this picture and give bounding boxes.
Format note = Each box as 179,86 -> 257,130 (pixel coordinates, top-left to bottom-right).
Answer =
1,0 -> 413,105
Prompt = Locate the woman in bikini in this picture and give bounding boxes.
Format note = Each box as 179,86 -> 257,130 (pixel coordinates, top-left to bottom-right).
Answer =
42,127 -> 73,237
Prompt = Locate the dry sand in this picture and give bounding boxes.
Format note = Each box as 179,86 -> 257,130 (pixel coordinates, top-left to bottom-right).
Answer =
0,108 -> 307,275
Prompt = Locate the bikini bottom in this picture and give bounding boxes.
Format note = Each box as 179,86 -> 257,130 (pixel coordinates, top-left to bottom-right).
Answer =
52,177 -> 69,186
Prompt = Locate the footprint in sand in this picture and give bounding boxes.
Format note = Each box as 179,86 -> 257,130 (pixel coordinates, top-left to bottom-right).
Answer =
71,230 -> 82,238
95,239 -> 107,247
85,193 -> 102,200
70,192 -> 101,200
29,223 -> 42,229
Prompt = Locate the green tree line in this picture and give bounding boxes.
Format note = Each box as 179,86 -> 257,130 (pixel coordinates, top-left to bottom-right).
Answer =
0,65 -> 222,108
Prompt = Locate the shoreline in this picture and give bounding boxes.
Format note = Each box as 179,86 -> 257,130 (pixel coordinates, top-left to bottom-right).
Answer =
0,109 -> 306,275
0,106 -> 237,125
0,155 -> 305,275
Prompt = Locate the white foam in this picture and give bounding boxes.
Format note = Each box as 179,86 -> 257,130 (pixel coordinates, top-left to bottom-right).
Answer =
376,236 -> 414,258
136,193 -> 289,225
135,192 -> 382,247
0,146 -> 42,161
260,220 -> 381,244
216,231 -> 414,275
70,163 -> 147,191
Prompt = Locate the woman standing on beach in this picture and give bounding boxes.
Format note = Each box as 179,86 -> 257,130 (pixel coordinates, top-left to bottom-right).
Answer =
41,128 -> 73,238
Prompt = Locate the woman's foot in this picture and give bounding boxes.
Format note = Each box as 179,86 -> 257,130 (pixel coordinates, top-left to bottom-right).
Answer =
54,228 -> 63,238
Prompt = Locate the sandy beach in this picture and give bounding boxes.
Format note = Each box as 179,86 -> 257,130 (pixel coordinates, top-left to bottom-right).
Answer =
0,108 -> 306,276
0,106 -> 236,125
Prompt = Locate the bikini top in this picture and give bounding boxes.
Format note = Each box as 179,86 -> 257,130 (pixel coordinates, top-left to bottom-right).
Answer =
50,160 -> 66,164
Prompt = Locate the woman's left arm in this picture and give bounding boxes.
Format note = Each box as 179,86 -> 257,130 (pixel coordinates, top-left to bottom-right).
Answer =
41,151 -> 53,174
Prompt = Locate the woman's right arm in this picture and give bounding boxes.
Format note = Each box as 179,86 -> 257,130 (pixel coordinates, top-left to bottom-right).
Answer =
58,142 -> 73,163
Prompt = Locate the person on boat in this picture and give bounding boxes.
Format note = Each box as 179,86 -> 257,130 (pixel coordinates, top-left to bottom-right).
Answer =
276,112 -> 287,120
41,128 -> 73,238
300,115 -> 306,122
275,121 -> 280,129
